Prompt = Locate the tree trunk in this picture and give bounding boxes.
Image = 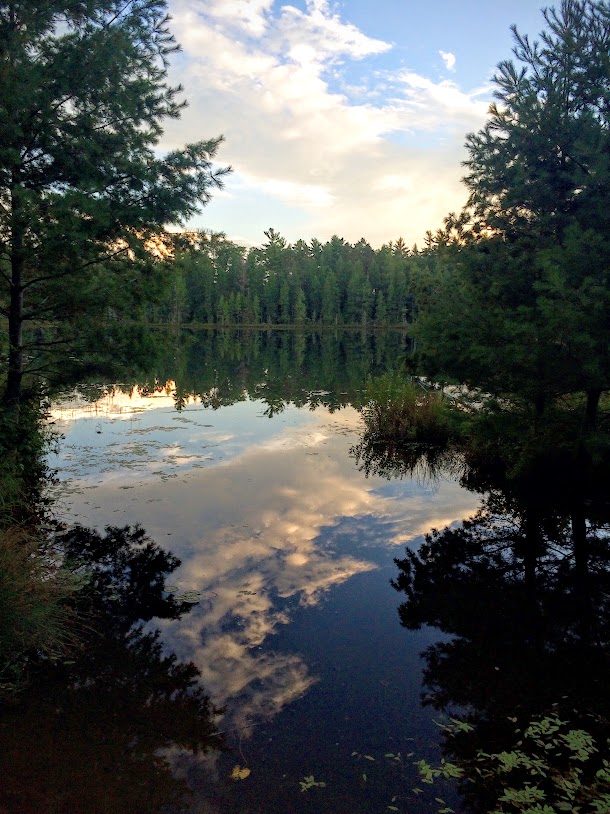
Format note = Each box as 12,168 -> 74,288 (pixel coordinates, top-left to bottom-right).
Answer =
6,186 -> 25,407
6,276 -> 24,405
534,391 -> 546,419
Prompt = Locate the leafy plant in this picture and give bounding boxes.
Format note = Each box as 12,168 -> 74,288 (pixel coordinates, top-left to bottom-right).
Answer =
415,713 -> 610,814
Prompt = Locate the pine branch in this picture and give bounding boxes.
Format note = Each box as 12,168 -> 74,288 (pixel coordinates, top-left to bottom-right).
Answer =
21,246 -> 130,291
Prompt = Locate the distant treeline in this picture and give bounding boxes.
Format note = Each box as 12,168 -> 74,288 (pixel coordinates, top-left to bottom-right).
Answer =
150,229 -> 426,327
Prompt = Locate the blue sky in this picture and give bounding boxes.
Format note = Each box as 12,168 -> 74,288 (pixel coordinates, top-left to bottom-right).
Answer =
162,0 -> 547,248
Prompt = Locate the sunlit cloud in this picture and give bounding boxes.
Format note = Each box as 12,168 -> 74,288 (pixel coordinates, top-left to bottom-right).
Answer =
276,0 -> 392,62
200,0 -> 275,36
256,177 -> 334,208
395,72 -> 489,129
162,0 -> 492,247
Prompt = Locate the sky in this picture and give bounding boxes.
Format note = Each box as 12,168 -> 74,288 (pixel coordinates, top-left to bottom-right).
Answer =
161,0 -> 548,249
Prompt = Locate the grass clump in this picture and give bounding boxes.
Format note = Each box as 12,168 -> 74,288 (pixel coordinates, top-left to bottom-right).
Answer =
352,373 -> 469,485
361,373 -> 464,447
0,527 -> 81,696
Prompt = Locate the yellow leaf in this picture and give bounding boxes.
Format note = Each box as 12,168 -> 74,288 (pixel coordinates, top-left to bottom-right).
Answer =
231,765 -> 251,780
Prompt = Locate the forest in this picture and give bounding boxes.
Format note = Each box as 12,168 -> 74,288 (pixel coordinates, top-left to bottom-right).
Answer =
151,229 -> 417,328
0,1 -> 606,425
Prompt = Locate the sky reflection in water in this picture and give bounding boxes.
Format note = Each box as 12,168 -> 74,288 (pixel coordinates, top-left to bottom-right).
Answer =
50,384 -> 480,808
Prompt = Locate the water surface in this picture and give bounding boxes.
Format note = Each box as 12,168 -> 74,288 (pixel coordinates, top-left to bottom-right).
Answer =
48,330 -> 481,813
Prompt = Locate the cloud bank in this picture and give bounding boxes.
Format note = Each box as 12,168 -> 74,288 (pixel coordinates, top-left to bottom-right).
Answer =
163,0 -> 491,247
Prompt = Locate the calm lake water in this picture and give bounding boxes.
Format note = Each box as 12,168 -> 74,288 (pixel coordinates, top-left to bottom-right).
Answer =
6,327 -> 600,814
48,330 -> 480,813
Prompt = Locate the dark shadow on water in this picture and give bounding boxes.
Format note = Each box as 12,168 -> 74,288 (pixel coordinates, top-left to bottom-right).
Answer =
0,523 -> 224,814
374,405 -> 610,813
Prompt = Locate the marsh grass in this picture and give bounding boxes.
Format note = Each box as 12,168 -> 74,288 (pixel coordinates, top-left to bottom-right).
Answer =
352,374 -> 469,485
0,527 -> 81,696
361,373 -> 466,447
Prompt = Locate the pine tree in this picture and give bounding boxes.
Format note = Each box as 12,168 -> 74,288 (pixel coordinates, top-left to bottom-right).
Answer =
293,286 -> 307,324
0,1 -> 229,403
416,1 -> 610,420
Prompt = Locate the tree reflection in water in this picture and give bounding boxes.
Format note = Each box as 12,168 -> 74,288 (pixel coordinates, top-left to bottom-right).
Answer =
354,403 -> 610,812
0,524 -> 223,814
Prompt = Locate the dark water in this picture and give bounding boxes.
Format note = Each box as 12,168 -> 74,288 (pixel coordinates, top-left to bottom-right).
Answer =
8,328 -> 609,814
42,329 -> 477,813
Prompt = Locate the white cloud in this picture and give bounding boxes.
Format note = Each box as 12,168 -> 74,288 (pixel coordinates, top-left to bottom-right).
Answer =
439,49 -> 456,72
189,0 -> 275,37
396,72 -> 489,128
277,0 -> 392,63
163,0 -> 492,246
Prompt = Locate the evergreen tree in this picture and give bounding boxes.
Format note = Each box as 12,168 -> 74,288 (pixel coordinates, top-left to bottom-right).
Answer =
0,0 -> 229,403
374,290 -> 387,325
321,268 -> 340,325
345,261 -> 371,325
293,286 -> 307,324
416,0 -> 610,421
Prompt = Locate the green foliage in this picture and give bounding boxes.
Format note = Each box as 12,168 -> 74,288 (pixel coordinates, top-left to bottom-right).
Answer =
0,527 -> 81,696
416,713 -> 610,814
0,1 -> 229,401
351,371 -> 472,485
361,373 -> 467,447
0,398 -> 56,523
413,1 -> 610,424
166,231 -> 418,328
299,775 -> 327,792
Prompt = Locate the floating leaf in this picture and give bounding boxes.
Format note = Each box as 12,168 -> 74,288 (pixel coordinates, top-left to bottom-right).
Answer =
231,765 -> 251,780
364,754 -> 376,761
299,775 -> 326,792
179,590 -> 201,604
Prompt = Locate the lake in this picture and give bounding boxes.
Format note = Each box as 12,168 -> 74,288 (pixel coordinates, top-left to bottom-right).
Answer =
46,329 -> 481,813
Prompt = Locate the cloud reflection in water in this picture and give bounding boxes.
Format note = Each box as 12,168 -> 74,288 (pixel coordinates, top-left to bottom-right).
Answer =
51,390 -> 480,733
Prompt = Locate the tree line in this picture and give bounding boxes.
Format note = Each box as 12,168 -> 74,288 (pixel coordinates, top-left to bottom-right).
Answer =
148,229 -> 418,328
